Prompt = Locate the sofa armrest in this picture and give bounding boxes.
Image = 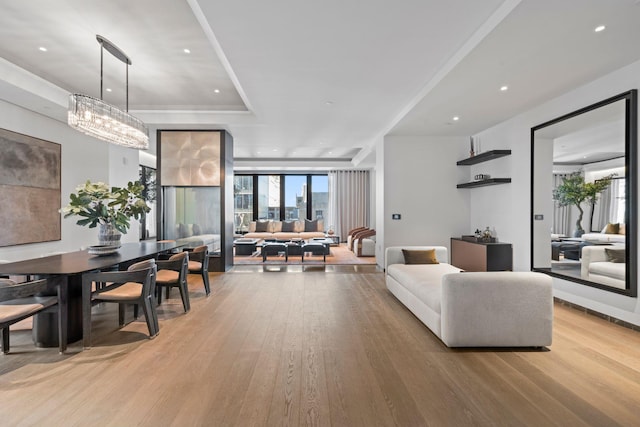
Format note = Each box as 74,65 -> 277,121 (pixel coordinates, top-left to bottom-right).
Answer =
440,272 -> 553,347
581,246 -> 609,278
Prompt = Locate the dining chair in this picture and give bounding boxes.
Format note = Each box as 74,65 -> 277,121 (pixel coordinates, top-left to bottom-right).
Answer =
82,259 -> 158,349
155,252 -> 190,312
1,277 -> 67,354
186,245 -> 210,296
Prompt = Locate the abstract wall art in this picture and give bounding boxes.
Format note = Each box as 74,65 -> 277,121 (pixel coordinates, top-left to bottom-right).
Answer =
0,128 -> 61,246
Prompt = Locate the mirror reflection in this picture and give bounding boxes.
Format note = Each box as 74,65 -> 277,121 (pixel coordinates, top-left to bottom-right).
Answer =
531,90 -> 637,296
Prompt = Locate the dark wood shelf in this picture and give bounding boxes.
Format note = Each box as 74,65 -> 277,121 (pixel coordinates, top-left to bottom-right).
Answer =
457,149 -> 511,165
456,178 -> 511,188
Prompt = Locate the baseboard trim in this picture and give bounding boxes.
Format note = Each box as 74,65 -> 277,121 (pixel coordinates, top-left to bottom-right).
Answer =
554,297 -> 640,332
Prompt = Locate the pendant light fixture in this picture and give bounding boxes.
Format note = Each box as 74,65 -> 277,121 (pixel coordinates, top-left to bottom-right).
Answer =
68,35 -> 149,149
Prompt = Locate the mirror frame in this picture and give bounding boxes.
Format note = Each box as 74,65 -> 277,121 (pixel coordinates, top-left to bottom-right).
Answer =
530,89 -> 638,297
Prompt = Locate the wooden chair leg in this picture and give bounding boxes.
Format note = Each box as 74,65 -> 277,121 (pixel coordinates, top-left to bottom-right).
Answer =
140,298 -> 158,338
201,271 -> 211,296
133,304 -> 139,319
118,303 -> 126,327
2,327 -> 9,354
178,282 -> 190,312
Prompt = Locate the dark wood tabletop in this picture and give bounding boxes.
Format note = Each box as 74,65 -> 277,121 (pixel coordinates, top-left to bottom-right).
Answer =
0,241 -> 180,275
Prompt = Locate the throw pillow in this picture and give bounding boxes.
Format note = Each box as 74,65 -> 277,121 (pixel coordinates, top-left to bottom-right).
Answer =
402,249 -> 439,265
281,221 -> 296,232
255,220 -> 269,232
304,219 -> 318,232
192,224 -> 202,235
604,248 -> 626,263
603,223 -> 620,234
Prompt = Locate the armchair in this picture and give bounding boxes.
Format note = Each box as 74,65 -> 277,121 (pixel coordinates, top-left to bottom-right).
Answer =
156,252 -> 190,312
347,227 -> 369,251
354,229 -> 376,257
1,277 -> 67,354
82,259 -> 158,349
186,245 -> 210,296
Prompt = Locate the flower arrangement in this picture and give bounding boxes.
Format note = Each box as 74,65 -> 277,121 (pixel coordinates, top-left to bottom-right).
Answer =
61,180 -> 150,234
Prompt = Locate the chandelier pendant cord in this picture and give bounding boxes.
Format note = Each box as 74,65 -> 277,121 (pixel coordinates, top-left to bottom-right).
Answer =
97,35 -> 131,111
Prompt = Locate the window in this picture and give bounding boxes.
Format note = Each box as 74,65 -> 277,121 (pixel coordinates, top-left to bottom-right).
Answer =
258,175 -> 280,220
234,175 -> 253,233
284,175 -> 307,220
311,175 -> 328,220
235,173 -> 329,223
139,166 -> 157,240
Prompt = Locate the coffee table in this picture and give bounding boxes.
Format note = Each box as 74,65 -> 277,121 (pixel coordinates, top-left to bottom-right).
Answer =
234,238 -> 261,255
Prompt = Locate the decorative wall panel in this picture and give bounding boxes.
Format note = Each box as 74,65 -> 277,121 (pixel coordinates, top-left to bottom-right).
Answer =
0,129 -> 61,246
160,131 -> 221,186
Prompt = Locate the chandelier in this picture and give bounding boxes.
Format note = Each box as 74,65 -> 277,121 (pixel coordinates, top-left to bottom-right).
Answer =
68,35 -> 149,149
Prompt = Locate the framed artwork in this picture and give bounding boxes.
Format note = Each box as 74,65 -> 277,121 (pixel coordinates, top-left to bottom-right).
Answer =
0,128 -> 61,246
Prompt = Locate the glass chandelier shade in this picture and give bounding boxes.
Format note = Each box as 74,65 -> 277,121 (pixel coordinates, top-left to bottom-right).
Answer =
68,35 -> 149,150
68,94 -> 149,149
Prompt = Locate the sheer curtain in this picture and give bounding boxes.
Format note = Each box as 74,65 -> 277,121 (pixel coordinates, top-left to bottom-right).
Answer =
552,174 -> 571,236
328,170 -> 370,241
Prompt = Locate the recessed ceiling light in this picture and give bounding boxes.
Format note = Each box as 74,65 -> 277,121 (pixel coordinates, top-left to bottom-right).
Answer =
500,85 -> 509,91
328,151 -> 333,154
106,88 -> 112,92
38,47 -> 47,52
273,148 -> 278,152
183,48 -> 191,54
214,89 -> 220,93
325,101 -> 334,106
453,116 -> 460,121
594,25 -> 606,32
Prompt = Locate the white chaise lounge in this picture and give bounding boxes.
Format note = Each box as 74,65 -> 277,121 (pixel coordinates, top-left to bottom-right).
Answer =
385,246 -> 553,347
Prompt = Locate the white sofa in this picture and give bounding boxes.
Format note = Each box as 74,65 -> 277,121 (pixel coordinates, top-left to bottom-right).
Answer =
385,246 -> 553,347
580,245 -> 626,289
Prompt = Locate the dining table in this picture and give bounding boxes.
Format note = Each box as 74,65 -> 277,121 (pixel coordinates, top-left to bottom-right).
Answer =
0,241 -> 181,347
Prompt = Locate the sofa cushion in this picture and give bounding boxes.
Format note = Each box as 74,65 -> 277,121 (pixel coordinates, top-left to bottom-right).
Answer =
192,224 -> 202,235
605,248 -> 625,263
402,249 -> 439,264
270,221 -> 282,232
387,263 -> 461,313
304,219 -> 318,232
603,223 -> 620,234
255,220 -> 269,232
619,223 -> 626,235
282,221 -> 296,232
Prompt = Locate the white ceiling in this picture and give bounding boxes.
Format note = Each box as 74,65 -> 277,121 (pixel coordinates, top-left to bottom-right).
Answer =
1,0 -> 640,170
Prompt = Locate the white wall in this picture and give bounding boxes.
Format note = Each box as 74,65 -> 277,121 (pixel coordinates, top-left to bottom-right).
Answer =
0,100 -> 140,261
472,59 -> 640,326
381,136 -> 470,266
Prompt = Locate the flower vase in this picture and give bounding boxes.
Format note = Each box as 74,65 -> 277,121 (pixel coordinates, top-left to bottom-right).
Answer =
98,223 -> 122,247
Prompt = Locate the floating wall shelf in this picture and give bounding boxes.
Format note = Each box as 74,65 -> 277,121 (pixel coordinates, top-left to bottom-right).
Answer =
456,149 -> 512,166
456,178 -> 512,188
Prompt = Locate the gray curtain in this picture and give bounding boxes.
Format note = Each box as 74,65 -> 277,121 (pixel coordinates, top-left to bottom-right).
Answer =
596,185 -> 613,231
328,170 -> 370,241
552,174 -> 571,236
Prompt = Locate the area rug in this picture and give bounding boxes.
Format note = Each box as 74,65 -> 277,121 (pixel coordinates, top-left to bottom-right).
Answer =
233,243 -> 376,265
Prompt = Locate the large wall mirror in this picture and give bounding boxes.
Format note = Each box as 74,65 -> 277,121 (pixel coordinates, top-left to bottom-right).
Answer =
531,90 -> 637,297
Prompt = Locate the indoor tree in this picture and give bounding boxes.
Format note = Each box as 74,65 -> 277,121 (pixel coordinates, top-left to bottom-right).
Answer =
552,171 -> 616,237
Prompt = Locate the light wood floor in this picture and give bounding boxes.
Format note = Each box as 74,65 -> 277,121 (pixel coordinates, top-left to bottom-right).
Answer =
2,266 -> 640,426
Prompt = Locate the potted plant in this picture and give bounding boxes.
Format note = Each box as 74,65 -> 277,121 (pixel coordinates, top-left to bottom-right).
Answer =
552,171 -> 616,237
61,180 -> 150,246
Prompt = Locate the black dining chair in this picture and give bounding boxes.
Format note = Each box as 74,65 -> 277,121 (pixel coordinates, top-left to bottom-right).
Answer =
155,252 -> 190,312
82,259 -> 158,349
1,277 -> 67,354
186,245 -> 211,296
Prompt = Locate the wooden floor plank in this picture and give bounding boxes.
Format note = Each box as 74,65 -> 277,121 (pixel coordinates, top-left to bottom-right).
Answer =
1,266 -> 640,426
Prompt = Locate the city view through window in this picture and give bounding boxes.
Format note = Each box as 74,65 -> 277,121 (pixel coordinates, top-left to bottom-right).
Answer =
234,174 -> 329,233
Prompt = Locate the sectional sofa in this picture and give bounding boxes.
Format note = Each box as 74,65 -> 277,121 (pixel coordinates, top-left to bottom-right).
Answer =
385,246 -> 553,347
243,219 -> 326,240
